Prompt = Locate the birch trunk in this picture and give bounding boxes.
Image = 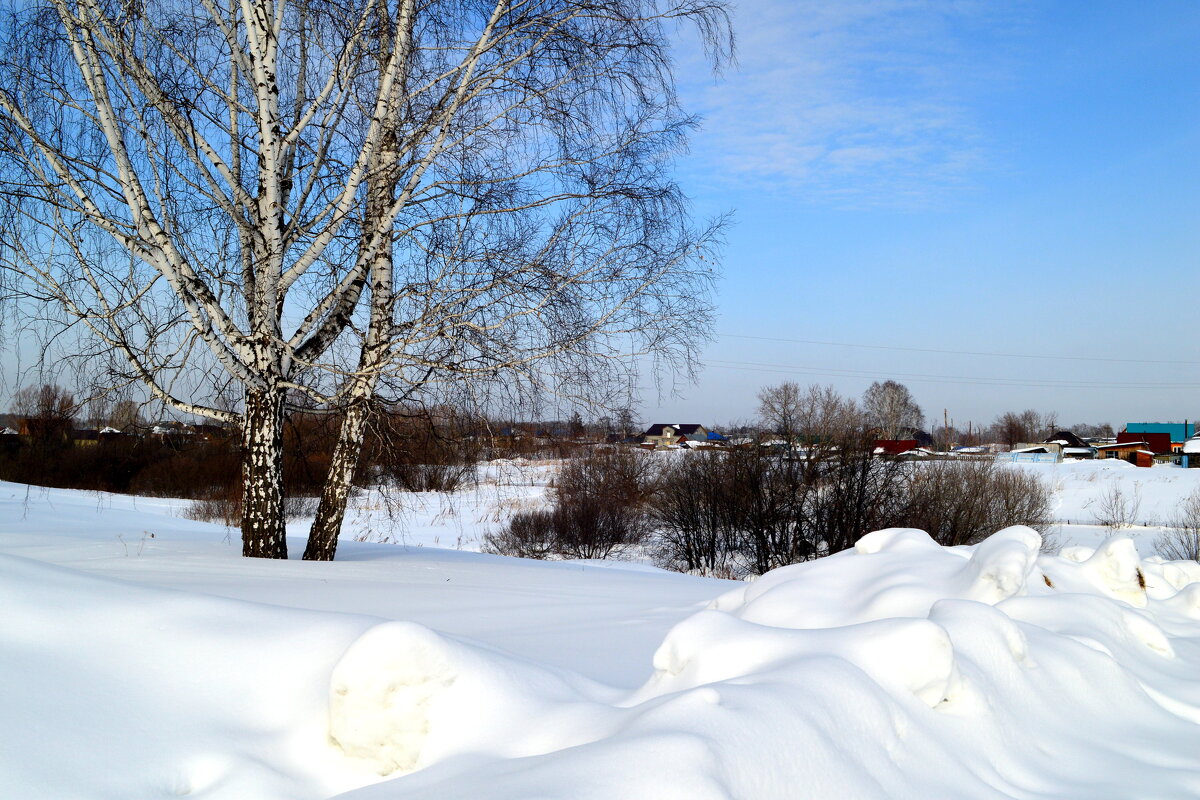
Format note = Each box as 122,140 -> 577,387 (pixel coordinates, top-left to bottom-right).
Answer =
242,387 -> 288,558
303,4 -> 401,561
303,397 -> 369,560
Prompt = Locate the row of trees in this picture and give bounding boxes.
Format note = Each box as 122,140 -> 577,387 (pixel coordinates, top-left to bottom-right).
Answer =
756,381 -> 916,443
0,0 -> 733,559
0,394 -> 487,498
488,404 -> 1052,577
6,383 -> 145,432
756,380 -> 1113,449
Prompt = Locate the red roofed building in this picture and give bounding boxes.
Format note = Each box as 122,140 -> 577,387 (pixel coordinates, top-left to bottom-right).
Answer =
1117,431 -> 1170,454
874,439 -> 917,456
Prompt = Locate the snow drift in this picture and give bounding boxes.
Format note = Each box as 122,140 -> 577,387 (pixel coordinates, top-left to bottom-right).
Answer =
4,475 -> 1200,800
330,526 -> 1200,799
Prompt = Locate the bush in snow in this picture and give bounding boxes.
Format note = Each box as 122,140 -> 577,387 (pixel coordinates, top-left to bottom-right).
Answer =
485,448 -> 653,560
898,460 -> 1051,547
484,508 -> 560,559
184,489 -> 319,526
367,414 -> 481,493
647,449 -> 743,576
649,447 -> 1050,577
1092,483 -> 1143,532
649,433 -> 907,577
1156,492 -> 1200,561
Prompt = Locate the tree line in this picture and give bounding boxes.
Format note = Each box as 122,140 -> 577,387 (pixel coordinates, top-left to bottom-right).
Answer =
488,383 -> 1053,577
756,380 -> 1113,449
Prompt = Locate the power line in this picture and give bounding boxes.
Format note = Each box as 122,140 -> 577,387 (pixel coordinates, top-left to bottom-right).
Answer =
718,333 -> 1200,367
702,359 -> 1200,391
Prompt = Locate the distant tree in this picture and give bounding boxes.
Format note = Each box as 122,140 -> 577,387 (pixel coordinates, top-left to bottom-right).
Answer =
12,383 -> 76,423
12,383 -> 76,445
616,407 -> 638,438
793,385 -> 861,445
568,411 -> 586,440
83,395 -> 110,429
862,380 -> 923,440
757,381 -> 803,441
990,409 -> 1058,448
1070,422 -> 1114,439
110,400 -> 144,432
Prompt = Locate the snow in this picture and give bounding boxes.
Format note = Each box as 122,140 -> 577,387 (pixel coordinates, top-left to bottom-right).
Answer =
3,460 -> 1200,799
1011,458 -> 1200,555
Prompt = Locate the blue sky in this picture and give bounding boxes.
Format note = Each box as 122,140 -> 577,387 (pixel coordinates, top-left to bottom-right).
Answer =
639,0 -> 1200,431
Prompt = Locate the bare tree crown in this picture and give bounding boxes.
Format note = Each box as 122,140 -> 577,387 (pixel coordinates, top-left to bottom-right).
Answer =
0,0 -> 732,557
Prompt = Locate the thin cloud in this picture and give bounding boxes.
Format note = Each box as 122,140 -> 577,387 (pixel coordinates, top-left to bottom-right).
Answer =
675,0 -> 1019,207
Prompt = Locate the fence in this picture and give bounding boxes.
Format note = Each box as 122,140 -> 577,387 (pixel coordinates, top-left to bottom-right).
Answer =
994,452 -> 1059,464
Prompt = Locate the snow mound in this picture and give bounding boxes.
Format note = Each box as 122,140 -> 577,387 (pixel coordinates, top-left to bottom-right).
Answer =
709,525 -> 1043,628
0,554 -> 379,799
332,527 -> 1200,799
642,610 -> 961,707
329,621 -> 617,776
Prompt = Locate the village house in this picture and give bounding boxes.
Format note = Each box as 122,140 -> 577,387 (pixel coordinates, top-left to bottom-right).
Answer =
1094,440 -> 1155,467
1042,430 -> 1094,460
642,423 -> 709,448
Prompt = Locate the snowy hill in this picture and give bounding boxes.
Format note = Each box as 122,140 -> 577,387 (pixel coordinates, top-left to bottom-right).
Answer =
2,473 -> 1200,799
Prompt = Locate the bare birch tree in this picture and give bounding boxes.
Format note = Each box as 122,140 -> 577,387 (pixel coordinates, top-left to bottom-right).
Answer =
0,0 -> 731,559
862,380 -> 923,440
290,1 -> 731,560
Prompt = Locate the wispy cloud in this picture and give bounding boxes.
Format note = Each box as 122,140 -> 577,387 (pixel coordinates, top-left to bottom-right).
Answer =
674,0 -> 1020,207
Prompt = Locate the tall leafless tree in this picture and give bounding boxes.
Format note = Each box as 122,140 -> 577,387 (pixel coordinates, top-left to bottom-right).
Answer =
990,409 -> 1059,448
0,0 -> 731,559
862,380 -> 923,440
12,383 -> 77,423
757,381 -> 802,442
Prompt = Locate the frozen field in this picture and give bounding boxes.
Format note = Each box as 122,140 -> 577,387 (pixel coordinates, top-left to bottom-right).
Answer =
2,458 -> 1200,799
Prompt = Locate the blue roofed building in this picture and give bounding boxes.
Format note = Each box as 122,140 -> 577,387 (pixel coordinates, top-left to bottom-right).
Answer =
1123,423 -> 1195,447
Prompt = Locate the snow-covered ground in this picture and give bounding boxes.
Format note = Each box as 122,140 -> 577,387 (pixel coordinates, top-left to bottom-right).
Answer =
3,459 -> 1200,799
1017,459 -> 1200,556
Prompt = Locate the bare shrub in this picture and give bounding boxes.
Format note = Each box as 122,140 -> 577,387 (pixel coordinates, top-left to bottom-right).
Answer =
371,417 -> 481,493
555,447 -> 654,509
654,446 -> 1043,566
283,495 -> 320,521
649,450 -> 740,575
185,488 -> 318,526
484,509 -> 558,559
900,460 -> 1050,547
648,427 -> 907,577
1156,493 -> 1200,561
391,462 -> 477,493
485,448 -> 654,560
182,486 -> 241,526
1092,483 -> 1142,531
804,433 -> 909,558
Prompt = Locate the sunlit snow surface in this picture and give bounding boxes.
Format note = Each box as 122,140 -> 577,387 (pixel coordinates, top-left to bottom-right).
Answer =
2,466 -> 1200,799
